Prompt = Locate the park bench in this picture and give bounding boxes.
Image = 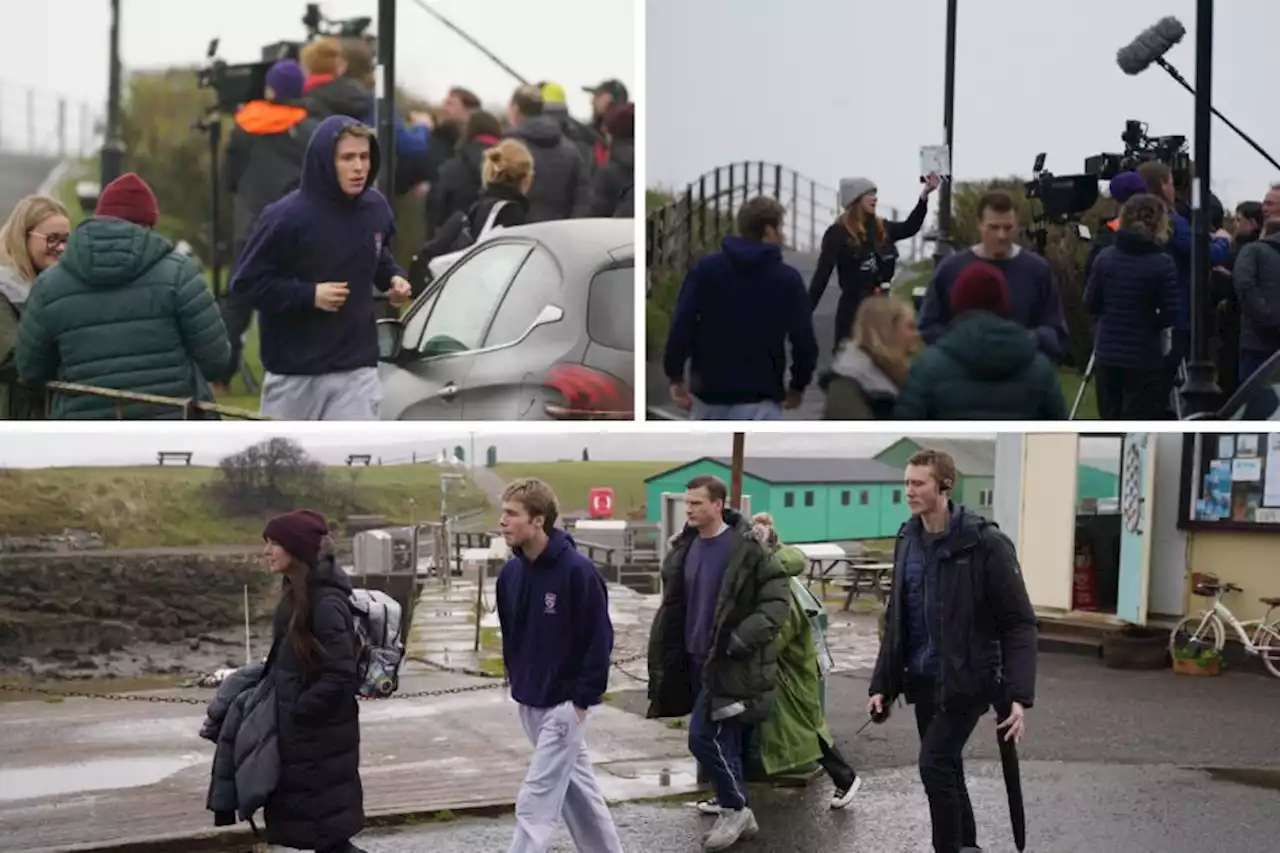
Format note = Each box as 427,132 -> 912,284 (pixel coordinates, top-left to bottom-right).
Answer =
156,451 -> 193,466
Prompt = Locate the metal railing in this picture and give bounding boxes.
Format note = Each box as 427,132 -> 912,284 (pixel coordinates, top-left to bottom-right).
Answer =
43,381 -> 272,420
0,79 -> 100,159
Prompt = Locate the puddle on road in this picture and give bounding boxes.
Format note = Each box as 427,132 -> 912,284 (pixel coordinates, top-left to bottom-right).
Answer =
1201,767 -> 1280,791
0,754 -> 206,802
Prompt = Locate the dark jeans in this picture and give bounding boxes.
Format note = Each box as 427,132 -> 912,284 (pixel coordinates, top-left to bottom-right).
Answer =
1094,365 -> 1170,420
913,684 -> 986,853
818,736 -> 856,789
217,240 -> 253,385
687,663 -> 749,810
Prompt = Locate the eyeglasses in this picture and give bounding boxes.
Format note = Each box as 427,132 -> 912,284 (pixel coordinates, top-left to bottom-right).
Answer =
28,231 -> 69,252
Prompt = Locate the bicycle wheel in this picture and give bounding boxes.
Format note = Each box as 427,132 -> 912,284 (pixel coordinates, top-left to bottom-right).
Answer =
1169,613 -> 1224,657
1255,620 -> 1280,679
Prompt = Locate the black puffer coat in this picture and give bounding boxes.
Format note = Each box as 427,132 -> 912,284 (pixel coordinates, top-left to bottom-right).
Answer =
264,556 -> 363,851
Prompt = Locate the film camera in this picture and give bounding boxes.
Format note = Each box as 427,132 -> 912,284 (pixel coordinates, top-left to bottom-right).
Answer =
196,3 -> 372,113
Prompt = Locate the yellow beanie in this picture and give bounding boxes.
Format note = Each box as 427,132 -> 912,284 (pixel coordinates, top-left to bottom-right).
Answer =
540,81 -> 567,105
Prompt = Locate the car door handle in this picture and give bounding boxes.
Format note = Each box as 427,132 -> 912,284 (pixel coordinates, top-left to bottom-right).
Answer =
439,382 -> 458,400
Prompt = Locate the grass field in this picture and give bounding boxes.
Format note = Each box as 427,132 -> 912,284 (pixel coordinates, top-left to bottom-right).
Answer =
491,461 -> 679,516
0,464 -> 487,549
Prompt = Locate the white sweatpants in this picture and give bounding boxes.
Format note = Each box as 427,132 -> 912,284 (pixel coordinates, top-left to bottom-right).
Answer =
508,702 -> 624,853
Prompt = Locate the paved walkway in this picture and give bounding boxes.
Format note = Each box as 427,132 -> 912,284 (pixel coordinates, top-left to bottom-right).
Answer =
0,671 -> 697,851
0,152 -> 61,213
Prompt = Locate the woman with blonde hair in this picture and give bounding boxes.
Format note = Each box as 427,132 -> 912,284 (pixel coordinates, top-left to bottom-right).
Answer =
469,138 -> 534,235
0,194 -> 70,419
821,295 -> 920,419
809,173 -> 939,351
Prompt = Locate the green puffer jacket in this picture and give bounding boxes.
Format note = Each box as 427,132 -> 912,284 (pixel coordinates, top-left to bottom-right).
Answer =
894,310 -> 1068,420
646,508 -> 791,725
15,218 -> 231,419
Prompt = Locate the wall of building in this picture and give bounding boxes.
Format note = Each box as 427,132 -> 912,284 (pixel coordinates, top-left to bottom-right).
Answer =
958,474 -> 995,515
1078,464 -> 1120,501
645,461 -> 771,524
768,482 -> 906,543
1011,434 -> 1080,613
1185,532 -> 1280,624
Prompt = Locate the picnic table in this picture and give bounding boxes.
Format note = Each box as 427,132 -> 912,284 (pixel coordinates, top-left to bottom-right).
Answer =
806,555 -> 894,611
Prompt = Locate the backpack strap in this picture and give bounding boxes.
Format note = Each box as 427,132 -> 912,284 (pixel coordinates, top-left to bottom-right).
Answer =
480,201 -> 510,237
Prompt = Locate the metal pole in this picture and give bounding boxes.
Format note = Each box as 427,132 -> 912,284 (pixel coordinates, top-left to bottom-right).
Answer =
730,433 -> 745,510
208,117 -> 224,297
376,0 -> 397,201
57,99 -> 67,158
1179,0 -> 1220,416
243,584 -> 251,665
101,0 -> 126,186
26,89 -> 35,154
934,0 -> 957,267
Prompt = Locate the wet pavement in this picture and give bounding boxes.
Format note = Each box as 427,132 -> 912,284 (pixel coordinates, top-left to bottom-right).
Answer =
324,761 -> 1280,852
0,152 -> 60,213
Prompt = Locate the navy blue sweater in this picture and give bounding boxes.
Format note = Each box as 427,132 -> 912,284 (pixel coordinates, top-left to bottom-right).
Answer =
496,529 -> 614,710
918,248 -> 1068,361
229,115 -> 405,376
663,236 -> 818,405
1084,229 -> 1180,370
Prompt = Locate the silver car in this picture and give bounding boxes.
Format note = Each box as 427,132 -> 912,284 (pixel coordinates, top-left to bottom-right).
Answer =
376,218 -> 635,420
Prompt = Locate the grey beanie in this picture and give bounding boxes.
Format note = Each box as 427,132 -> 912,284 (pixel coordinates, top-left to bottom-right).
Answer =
839,177 -> 877,209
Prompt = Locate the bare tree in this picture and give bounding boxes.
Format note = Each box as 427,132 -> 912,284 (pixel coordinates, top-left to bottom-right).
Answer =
210,438 -> 327,515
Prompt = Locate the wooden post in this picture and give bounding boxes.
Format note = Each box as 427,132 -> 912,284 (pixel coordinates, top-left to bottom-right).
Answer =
730,432 -> 745,509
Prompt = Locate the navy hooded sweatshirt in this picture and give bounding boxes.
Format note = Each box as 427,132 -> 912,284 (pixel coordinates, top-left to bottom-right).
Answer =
496,529 -> 614,710
229,115 -> 405,376
663,235 -> 818,405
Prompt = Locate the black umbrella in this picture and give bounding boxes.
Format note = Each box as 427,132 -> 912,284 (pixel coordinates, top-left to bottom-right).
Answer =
993,695 -> 1027,851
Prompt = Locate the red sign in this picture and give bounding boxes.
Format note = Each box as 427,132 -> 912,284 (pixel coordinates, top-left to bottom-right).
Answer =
588,487 -> 614,519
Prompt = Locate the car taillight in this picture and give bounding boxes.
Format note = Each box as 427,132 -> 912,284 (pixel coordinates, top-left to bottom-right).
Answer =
543,364 -> 633,420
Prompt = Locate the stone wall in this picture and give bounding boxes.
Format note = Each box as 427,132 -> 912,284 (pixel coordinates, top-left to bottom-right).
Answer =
0,552 -> 275,657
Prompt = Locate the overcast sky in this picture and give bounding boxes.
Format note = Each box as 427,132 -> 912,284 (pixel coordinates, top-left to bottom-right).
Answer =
647,0 -> 1279,216
0,427 -> 1121,469
1,0 -> 634,151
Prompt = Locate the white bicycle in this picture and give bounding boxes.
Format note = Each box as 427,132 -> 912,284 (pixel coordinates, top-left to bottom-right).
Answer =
1167,576 -> 1280,679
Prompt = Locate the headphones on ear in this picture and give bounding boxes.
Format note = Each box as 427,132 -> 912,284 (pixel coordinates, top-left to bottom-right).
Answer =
941,479 -> 954,493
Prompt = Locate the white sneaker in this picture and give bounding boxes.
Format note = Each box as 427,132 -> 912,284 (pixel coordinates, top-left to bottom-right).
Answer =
830,775 -> 862,809
691,798 -> 722,815
703,807 -> 757,851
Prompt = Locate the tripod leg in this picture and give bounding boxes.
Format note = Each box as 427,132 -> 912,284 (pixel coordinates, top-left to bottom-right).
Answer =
1070,352 -> 1095,420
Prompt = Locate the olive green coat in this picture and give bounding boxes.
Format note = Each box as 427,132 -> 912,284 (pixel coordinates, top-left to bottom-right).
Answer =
756,544 -> 833,775
645,508 -> 791,724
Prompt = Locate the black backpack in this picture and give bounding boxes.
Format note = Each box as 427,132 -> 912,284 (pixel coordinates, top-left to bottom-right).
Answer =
407,201 -> 511,293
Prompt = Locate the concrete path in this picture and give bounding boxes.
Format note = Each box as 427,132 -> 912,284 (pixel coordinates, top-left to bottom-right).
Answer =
0,152 -> 63,213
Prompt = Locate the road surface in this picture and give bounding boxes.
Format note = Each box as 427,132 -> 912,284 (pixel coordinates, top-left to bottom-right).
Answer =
333,653 -> 1280,851
648,249 -> 838,421
0,152 -> 62,213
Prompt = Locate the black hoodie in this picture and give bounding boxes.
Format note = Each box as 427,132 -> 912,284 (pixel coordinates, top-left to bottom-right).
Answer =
506,115 -> 591,222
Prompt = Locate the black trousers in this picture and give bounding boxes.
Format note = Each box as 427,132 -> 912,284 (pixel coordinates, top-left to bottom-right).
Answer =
1094,365 -> 1169,420
817,736 -> 856,789
217,239 -> 253,385
913,685 -> 986,853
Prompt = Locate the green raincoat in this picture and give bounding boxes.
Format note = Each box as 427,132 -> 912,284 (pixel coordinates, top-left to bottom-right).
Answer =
755,543 -> 833,776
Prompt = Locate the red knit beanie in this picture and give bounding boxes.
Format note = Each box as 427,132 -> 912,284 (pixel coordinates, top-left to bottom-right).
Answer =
95,173 -> 159,228
263,510 -> 330,569
950,261 -> 1012,318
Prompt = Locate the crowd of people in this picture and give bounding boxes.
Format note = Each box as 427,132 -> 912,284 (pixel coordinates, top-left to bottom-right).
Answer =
0,34 -> 634,420
202,450 -> 1035,853
662,165 -> 1280,421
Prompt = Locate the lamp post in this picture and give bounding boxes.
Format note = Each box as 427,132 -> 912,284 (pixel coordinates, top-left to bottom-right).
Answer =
932,0 -> 958,268
730,433 -> 745,510
376,0 -> 397,201
1178,0 -> 1220,417
101,0 -> 126,187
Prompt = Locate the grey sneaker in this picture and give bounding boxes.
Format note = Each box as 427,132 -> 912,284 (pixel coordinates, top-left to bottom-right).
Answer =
691,797 -> 722,815
703,807 -> 757,850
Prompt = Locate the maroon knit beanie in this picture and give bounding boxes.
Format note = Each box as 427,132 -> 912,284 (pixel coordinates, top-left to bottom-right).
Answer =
263,510 -> 330,569
950,261 -> 1012,318
95,173 -> 160,228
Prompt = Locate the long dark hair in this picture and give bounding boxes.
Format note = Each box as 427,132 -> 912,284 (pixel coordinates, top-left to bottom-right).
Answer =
282,536 -> 334,671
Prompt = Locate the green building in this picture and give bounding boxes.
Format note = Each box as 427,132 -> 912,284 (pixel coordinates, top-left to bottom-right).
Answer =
643,456 -> 908,544
875,437 -> 997,513
875,436 -> 1120,511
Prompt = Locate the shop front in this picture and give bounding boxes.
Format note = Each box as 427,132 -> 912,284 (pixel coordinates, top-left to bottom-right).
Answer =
995,432 -> 1280,636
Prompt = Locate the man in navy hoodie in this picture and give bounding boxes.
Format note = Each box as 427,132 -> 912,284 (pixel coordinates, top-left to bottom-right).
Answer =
495,478 -> 623,853
230,115 -> 412,420
663,196 -> 818,420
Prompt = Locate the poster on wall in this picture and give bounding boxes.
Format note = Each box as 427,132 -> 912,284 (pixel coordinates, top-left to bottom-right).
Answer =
1219,435 -> 1237,458
1232,457 -> 1263,482
1237,434 -> 1260,457
1232,484 -> 1262,522
1265,435 -> 1280,506
1255,508 -> 1280,524
1197,459 -> 1233,520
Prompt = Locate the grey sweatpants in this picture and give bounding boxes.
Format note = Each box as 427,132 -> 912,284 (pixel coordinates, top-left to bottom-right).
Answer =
259,367 -> 381,421
509,702 -> 623,853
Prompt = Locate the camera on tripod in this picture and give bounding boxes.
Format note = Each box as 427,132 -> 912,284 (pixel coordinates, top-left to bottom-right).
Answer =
1084,119 -> 1191,186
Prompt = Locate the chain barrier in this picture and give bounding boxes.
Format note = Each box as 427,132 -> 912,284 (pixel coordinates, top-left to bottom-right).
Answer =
0,652 -> 652,705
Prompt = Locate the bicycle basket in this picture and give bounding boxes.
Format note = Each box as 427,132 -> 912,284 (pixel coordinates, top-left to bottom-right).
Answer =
1192,582 -> 1221,597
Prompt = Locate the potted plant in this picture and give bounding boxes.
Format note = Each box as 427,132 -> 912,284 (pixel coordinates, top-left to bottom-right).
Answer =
1172,644 -> 1223,677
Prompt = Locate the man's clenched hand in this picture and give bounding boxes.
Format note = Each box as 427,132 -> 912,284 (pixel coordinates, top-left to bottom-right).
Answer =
389,276 -> 413,307
315,282 -> 349,312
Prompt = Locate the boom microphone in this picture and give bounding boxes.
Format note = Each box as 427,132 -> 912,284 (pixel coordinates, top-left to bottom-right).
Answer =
1116,16 -> 1186,75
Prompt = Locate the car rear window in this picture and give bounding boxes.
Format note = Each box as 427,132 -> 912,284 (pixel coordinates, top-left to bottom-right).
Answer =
586,264 -> 634,351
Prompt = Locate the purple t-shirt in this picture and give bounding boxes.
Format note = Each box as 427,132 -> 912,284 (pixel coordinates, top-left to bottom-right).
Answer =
683,526 -> 734,663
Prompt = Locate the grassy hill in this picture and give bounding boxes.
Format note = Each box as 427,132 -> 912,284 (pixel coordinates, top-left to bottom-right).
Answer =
0,464 -> 488,549
492,461 -> 679,517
